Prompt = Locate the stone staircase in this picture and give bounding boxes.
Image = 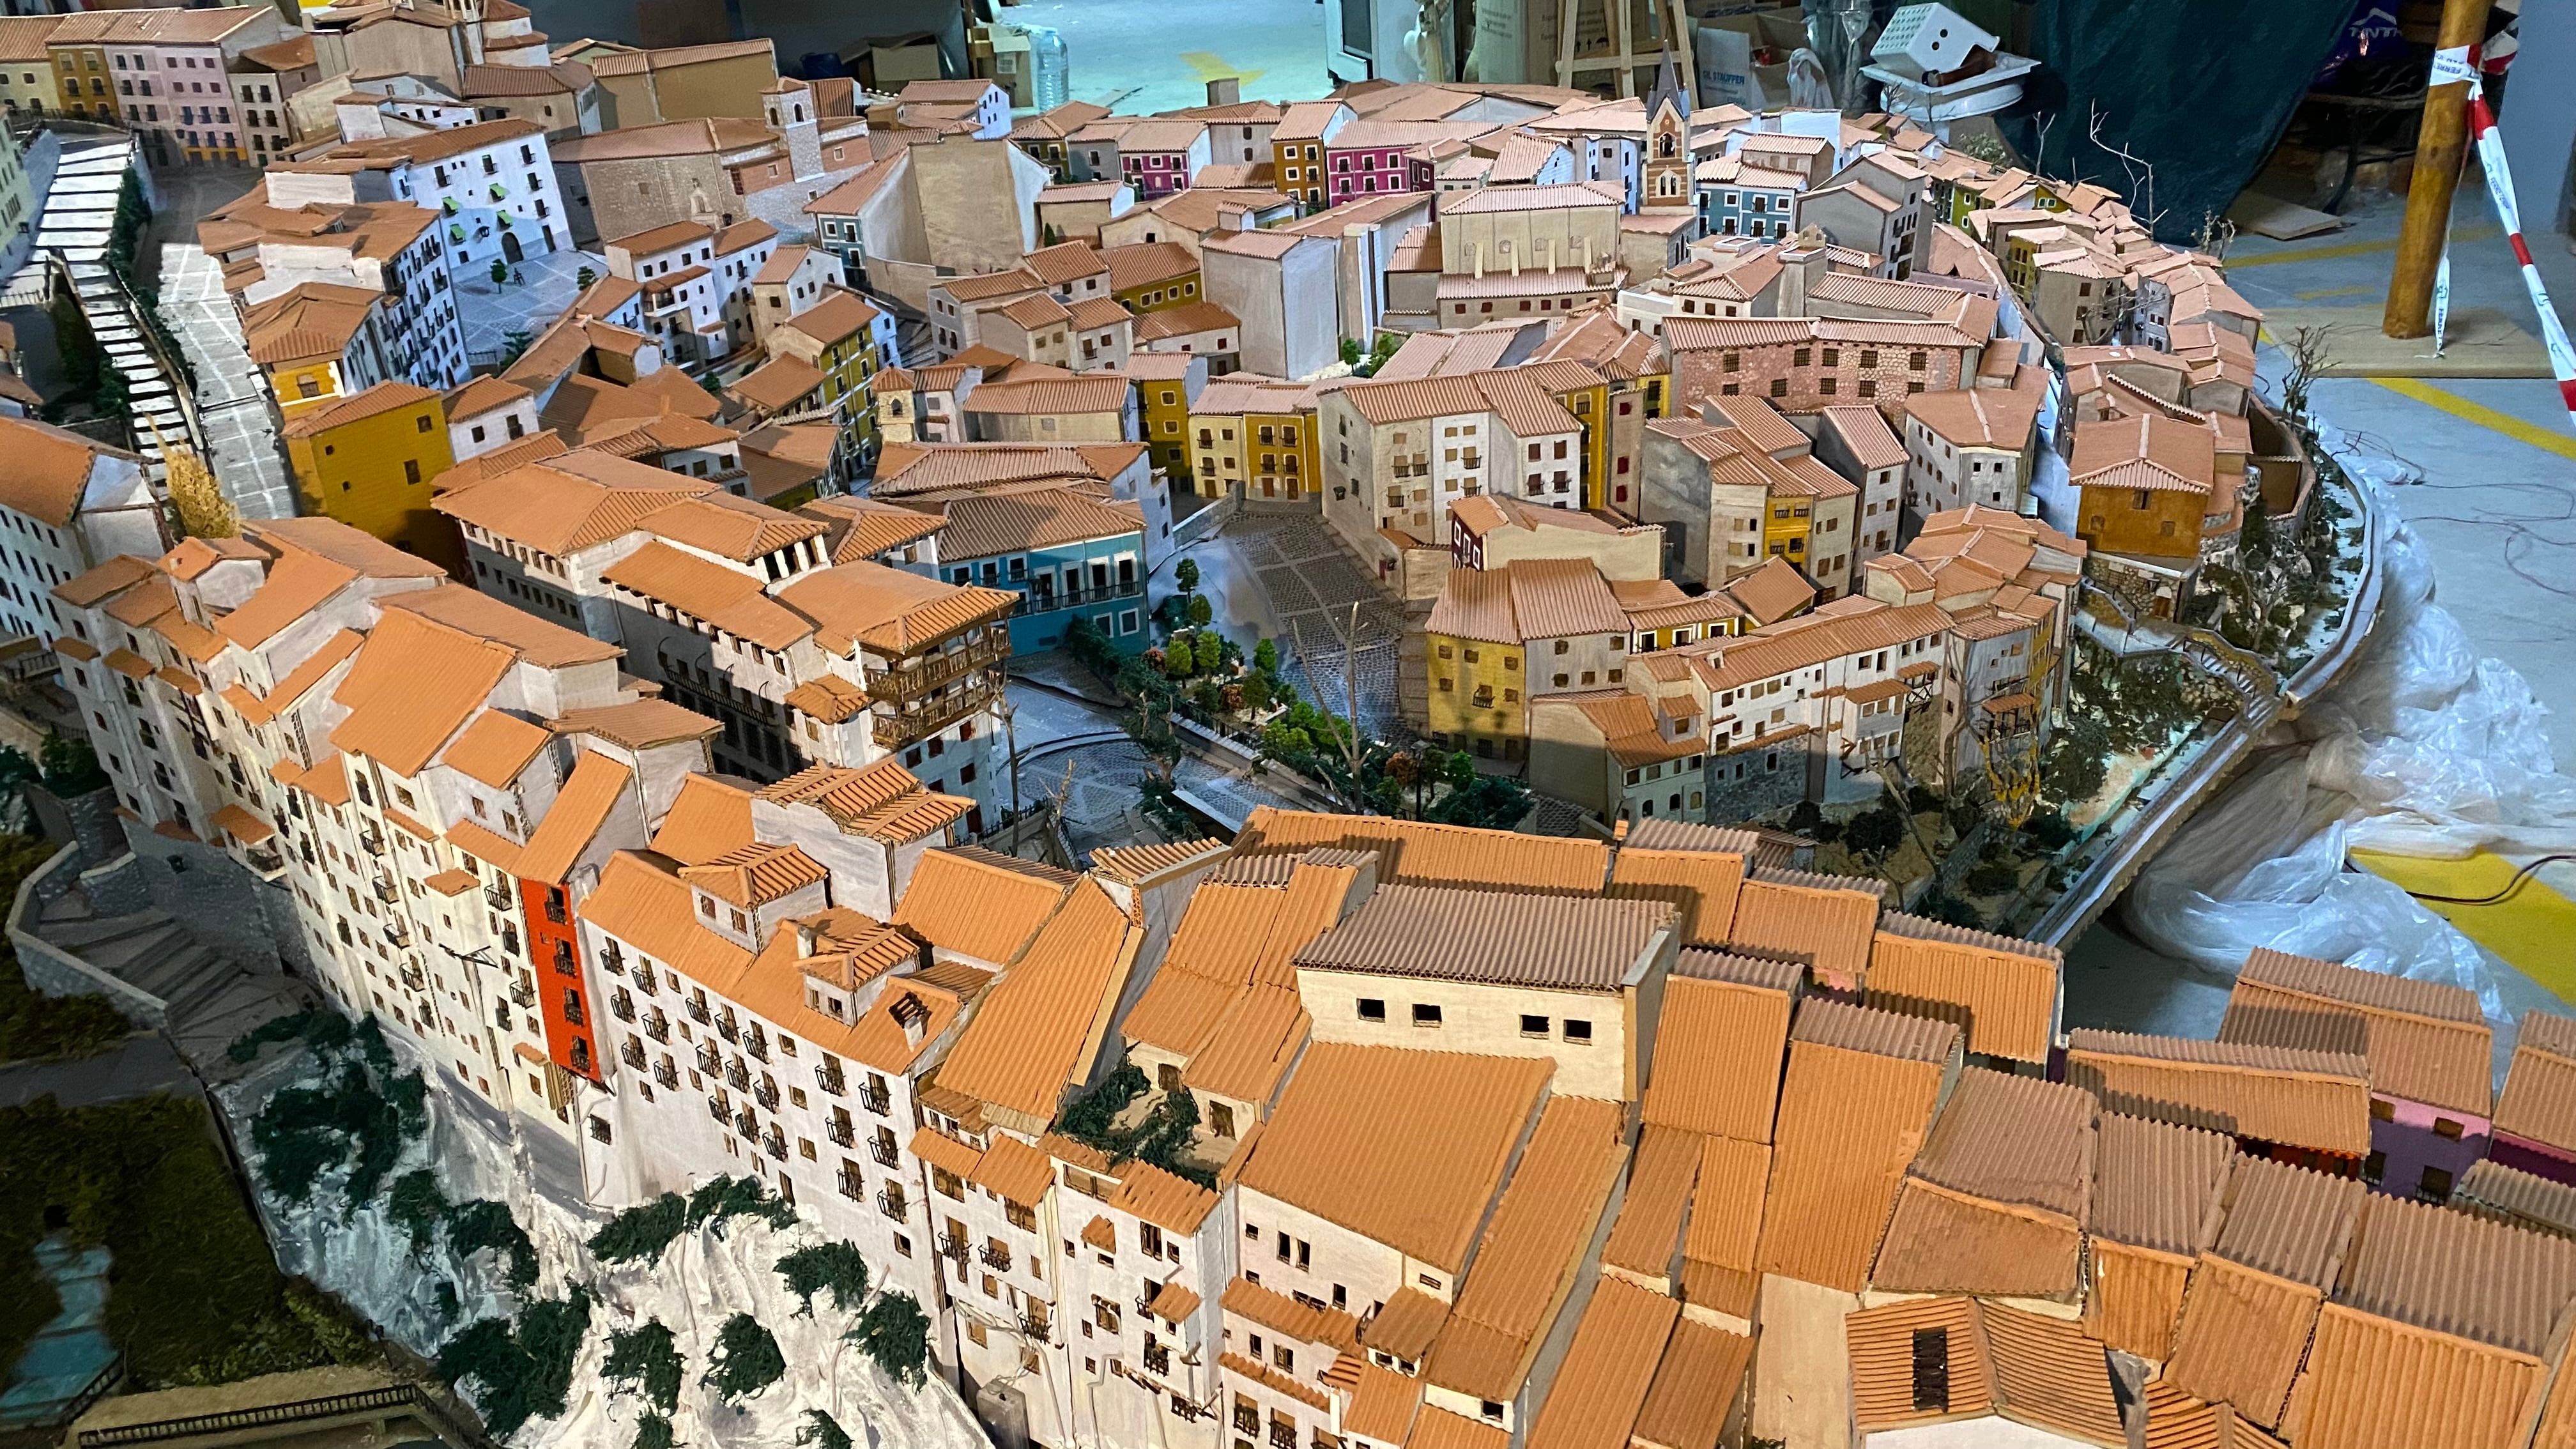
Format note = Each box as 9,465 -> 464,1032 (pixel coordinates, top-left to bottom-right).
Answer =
4,129 -> 192,471
2076,586 -> 2285,730
34,889 -> 310,1071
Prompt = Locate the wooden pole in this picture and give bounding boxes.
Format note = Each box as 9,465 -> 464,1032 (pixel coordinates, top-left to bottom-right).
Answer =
2384,0 -> 2493,338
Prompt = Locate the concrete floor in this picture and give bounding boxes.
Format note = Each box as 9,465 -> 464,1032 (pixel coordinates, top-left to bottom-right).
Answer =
2067,188 -> 2576,1023
1005,0 -> 1333,114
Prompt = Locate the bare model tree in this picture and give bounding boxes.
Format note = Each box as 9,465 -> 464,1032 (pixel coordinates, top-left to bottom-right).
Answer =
1290,603 -> 1372,810
2087,102 -> 2164,231
2276,323 -> 2339,425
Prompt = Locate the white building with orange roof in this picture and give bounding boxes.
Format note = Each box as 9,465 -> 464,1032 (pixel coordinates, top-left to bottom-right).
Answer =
602,215 -> 781,370
434,445 -> 1017,820
0,417 -> 164,648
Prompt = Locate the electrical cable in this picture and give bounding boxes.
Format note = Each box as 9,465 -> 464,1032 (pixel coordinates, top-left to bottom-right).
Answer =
2381,853 -> 2576,905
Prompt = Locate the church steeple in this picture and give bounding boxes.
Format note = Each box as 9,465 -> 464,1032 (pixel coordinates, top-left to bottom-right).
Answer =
1641,39 -> 1692,211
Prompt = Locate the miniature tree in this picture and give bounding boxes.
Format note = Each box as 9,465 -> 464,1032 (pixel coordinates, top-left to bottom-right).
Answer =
491,257 -> 510,286
848,1293 -> 931,1386
445,1199 -> 539,1289
602,1321 -> 684,1413
775,1242 -> 871,1316
703,1314 -> 785,1402
1193,631 -> 1224,674
1185,594 -> 1213,627
797,1410 -> 854,1449
590,1193 -> 689,1264
576,266 -> 598,289
684,1175 -> 796,1232
385,1169 -> 451,1254
1253,637 -> 1278,677
1174,557 -> 1200,594
634,1414 -> 675,1449
1841,801 -> 1906,866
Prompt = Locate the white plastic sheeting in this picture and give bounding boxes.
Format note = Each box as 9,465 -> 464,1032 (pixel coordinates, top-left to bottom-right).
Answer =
220,1043 -> 989,1449
2120,426 -> 2576,1064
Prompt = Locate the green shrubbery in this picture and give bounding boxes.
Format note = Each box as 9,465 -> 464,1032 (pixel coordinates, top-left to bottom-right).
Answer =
776,1242 -> 871,1316
589,1192 -> 689,1264
246,1013 -> 427,1211
703,1313 -> 785,1402
436,1289 -> 593,1439
1,1093 -> 379,1390
602,1321 -> 684,1413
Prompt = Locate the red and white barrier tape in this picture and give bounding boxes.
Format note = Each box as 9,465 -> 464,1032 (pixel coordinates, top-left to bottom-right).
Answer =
2436,43 -> 2576,424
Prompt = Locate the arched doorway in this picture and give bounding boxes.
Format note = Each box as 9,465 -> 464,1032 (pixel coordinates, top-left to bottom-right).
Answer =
502,230 -> 524,263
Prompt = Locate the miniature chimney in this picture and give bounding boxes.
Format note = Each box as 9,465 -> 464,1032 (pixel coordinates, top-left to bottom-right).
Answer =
795,921 -> 819,958
1206,76 -> 1241,107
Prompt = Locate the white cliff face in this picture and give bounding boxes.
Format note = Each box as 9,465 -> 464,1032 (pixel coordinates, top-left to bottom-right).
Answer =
222,1041 -> 992,1449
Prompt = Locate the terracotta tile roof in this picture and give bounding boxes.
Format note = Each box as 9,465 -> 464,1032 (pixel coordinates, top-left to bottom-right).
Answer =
2217,947 -> 2492,1118
2290,1300 -> 2554,1449
1222,1351 -> 1332,1414
1601,1124 -> 1702,1282
328,609 -> 516,777
2457,1158 -> 2576,1238
931,880 -> 1135,1121
1234,808 -> 1608,894
894,847 -> 1072,966
2066,1028 -> 2372,1156
1982,1302 -> 2130,1446
680,841 -> 828,907
2497,1011 -> 2576,1152
1236,1043 -> 1554,1273
2343,1191 -> 2576,1356
54,555 -> 155,608
755,760 -> 972,844
1343,1360 -> 1422,1445
1871,1068 -> 2094,1300
1756,1018 -> 1947,1292
1791,995 -> 1957,1063
1108,1157 -> 1220,1234
2162,1156 -> 2366,1429
1361,1287 -> 1450,1364
2091,1110 -> 2234,1254
1102,240 -> 1200,291
1724,867 -> 1882,989
514,751 -> 636,884
601,540 -> 811,650
1865,912 -> 2064,1064
1183,985 -> 1311,1108
1641,974 -> 1791,1142
550,699 -> 721,751
1223,1275 -> 1361,1354
1291,883 -> 1669,993
965,1131 -> 1055,1208
916,486 -> 1142,562
1423,1095 -> 1625,1402
800,496 -> 946,565
1144,1278 -> 1201,1326
581,851 -> 755,986
2070,411 -> 2218,493
1607,843 -> 1744,949
1630,1317 -> 1750,1449
1676,1134 -> 1769,1321
728,354 -> 825,413
1521,1276 -> 1676,1449
774,560 -> 1015,657
435,449 -> 717,557
1848,1295 -> 1993,1433
440,709 -> 551,788
2087,1234 -> 2193,1364
1404,1406 -> 1508,1449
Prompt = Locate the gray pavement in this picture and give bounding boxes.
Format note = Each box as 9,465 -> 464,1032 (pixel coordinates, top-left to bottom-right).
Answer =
1172,512 -> 1408,740
455,246 -> 608,367
160,242 -> 295,520
1002,676 -> 1314,855
0,1031 -> 189,1110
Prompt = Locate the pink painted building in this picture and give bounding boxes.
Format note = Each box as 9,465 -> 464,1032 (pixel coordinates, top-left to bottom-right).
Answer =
1116,118 -> 1211,199
2218,948 -> 2496,1205
1322,121 -> 1476,203
2494,1010 -> 2576,1186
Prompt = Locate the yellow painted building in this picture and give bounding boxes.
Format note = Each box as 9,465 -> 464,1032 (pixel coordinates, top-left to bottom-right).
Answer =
1106,241 -> 1202,313
1186,376 -> 1315,501
765,288 -> 884,466
1123,353 -> 1201,480
1424,621 -> 1524,762
280,381 -> 463,575
50,40 -> 107,118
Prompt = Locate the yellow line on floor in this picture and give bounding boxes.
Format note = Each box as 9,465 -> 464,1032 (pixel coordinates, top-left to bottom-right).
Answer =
2371,378 -> 2576,459
2230,225 -> 2502,268
2351,848 -> 2576,1000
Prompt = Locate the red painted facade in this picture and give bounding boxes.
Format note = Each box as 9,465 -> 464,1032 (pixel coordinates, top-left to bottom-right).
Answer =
523,878 -> 598,1081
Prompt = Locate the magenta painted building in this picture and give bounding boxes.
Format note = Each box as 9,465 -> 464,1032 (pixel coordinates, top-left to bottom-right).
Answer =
2493,1010 -> 2576,1186
1116,119 -> 1211,199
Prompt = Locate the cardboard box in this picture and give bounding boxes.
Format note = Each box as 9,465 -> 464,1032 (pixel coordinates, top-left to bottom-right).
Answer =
1693,7 -> 1808,109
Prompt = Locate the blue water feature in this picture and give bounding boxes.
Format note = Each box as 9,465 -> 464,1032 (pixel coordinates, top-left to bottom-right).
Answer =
0,1234 -> 117,1427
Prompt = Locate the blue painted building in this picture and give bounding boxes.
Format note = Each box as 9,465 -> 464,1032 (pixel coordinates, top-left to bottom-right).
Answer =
1699,157 -> 1805,241
935,489 -> 1153,652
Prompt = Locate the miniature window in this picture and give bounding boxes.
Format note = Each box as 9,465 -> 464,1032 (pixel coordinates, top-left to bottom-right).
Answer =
1412,1003 -> 1442,1027
1519,1015 -> 1548,1038
1563,1020 -> 1593,1044
1358,998 -> 1386,1022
